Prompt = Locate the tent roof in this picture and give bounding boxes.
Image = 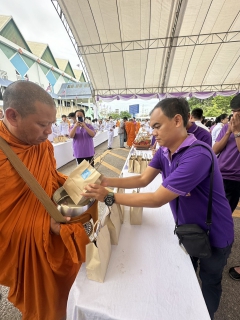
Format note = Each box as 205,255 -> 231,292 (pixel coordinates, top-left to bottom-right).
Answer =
53,0 -> 240,97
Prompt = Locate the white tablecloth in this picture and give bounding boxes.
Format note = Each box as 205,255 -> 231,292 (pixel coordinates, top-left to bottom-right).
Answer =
67,154 -> 210,320
53,128 -> 119,169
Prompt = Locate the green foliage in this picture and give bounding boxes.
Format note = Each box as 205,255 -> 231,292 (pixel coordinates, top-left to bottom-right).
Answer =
108,112 -> 120,120
120,111 -> 131,119
188,96 -> 233,117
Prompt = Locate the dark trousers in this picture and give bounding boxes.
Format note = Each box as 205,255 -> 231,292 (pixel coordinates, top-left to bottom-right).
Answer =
191,244 -> 232,319
76,156 -> 94,167
223,179 -> 240,213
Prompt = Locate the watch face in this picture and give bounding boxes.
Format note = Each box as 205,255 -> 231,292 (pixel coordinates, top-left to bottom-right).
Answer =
105,194 -> 114,206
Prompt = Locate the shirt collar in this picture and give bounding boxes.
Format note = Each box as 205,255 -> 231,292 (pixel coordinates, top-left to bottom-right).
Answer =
162,134 -> 197,156
187,122 -> 198,134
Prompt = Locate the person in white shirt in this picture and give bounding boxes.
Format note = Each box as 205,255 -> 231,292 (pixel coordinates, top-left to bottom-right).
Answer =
59,115 -> 70,136
48,121 -> 60,142
211,113 -> 229,146
92,119 -> 99,132
105,116 -> 115,149
190,108 -> 209,131
98,119 -> 105,131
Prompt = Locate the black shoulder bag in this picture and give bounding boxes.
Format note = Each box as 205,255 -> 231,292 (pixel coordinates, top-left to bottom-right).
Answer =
174,144 -> 214,259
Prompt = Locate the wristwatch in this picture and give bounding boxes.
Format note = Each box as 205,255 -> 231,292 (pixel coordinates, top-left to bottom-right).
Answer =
104,192 -> 115,206
234,132 -> 240,138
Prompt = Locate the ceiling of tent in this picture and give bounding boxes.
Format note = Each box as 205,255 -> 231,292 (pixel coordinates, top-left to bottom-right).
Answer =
52,0 -> 240,97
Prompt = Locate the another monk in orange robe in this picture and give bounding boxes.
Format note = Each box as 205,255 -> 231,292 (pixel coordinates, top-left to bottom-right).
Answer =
0,81 -> 91,320
125,119 -> 136,147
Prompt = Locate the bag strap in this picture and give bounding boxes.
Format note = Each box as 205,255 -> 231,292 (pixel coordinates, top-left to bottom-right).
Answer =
0,136 -> 67,223
175,143 -> 214,230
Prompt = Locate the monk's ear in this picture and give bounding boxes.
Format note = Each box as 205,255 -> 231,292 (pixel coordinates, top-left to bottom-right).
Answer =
4,108 -> 20,127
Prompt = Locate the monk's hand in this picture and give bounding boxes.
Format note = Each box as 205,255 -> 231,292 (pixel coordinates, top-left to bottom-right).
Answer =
82,184 -> 109,202
50,217 -> 70,235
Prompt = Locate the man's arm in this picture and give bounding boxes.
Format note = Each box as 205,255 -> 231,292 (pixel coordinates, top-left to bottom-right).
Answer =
212,124 -> 232,154
101,165 -> 161,189
84,184 -> 178,208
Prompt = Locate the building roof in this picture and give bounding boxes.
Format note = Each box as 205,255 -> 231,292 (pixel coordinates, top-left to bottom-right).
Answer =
27,41 -> 48,57
53,0 -> 240,98
0,15 -> 11,32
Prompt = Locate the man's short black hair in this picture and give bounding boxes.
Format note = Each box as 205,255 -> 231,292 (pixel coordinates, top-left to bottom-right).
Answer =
68,112 -> 75,118
191,108 -> 203,120
123,117 -> 128,121
61,114 -> 67,118
230,93 -> 240,110
150,98 -> 189,127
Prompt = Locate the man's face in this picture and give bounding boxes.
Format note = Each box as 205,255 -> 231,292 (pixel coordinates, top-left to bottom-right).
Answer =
14,101 -> 56,145
62,116 -> 67,122
150,108 -> 180,148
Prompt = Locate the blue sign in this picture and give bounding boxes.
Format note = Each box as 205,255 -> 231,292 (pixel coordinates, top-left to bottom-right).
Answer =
129,104 -> 139,116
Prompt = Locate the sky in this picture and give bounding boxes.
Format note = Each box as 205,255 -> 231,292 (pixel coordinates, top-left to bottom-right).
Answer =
1,0 -> 158,114
1,0 -> 80,69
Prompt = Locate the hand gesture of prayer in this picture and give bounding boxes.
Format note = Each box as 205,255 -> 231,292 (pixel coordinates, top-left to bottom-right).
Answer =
231,111 -> 240,134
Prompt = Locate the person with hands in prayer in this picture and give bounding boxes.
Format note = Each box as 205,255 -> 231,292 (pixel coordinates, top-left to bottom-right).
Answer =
83,98 -> 233,320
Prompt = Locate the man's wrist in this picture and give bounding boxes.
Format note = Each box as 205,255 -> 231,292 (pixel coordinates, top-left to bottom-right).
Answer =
234,132 -> 240,138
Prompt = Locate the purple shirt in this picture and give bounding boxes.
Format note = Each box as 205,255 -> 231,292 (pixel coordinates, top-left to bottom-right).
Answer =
149,134 -> 234,248
187,122 -> 212,146
72,124 -> 95,158
216,123 -> 240,181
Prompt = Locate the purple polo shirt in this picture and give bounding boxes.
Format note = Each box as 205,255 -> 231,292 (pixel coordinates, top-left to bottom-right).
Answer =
187,122 -> 212,146
216,123 -> 240,181
72,124 -> 95,158
149,134 -> 234,248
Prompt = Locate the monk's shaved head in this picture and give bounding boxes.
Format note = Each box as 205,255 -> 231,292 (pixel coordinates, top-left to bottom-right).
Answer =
3,81 -> 55,117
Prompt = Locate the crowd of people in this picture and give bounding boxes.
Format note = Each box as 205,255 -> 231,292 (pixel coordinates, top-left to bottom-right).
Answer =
0,80 -> 239,320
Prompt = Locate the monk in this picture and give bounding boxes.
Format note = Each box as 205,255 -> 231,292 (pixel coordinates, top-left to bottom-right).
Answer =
125,119 -> 136,147
0,81 -> 91,320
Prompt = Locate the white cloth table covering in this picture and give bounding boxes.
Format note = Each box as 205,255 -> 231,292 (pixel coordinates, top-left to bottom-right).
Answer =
53,128 -> 119,169
53,140 -> 75,169
67,149 -> 210,320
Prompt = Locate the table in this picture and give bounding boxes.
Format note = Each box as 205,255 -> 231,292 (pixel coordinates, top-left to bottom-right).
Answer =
67,150 -> 210,320
53,128 -> 119,169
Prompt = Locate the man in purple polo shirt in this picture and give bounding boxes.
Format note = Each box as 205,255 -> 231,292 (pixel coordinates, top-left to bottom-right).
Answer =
84,98 -> 233,319
213,93 -> 240,281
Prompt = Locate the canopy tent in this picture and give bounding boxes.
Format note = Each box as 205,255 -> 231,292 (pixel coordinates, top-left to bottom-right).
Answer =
52,0 -> 240,101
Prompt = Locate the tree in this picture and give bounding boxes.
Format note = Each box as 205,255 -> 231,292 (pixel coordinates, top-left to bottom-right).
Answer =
120,111 -> 131,119
188,95 -> 233,117
108,112 -> 120,120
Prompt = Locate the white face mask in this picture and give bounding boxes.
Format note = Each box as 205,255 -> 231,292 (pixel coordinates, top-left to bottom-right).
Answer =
69,119 -> 74,124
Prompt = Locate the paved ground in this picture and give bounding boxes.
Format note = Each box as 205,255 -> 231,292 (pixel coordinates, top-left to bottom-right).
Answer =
1,135 -> 240,319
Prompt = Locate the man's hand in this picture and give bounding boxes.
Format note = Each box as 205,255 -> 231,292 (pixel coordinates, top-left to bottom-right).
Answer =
50,216 -> 70,235
231,112 -> 240,134
82,184 -> 109,202
100,176 -> 108,187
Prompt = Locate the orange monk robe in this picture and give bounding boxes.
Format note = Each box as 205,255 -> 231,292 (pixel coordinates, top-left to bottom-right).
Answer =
0,121 -> 91,320
116,120 -> 120,127
125,121 -> 136,147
